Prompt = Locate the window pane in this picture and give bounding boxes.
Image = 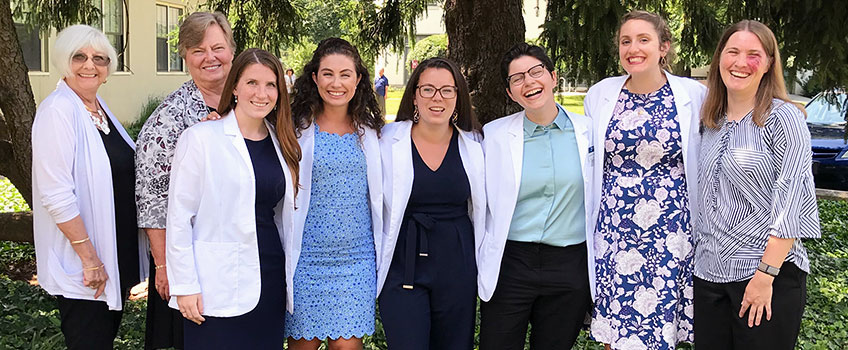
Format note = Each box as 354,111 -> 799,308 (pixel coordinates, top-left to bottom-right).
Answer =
156,5 -> 167,38
102,0 -> 122,34
14,23 -> 41,71
168,7 -> 184,72
157,37 -> 169,72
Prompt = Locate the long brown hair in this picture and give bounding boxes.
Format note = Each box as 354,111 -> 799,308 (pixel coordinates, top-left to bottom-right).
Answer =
396,58 -> 481,133
290,38 -> 384,136
701,20 -> 805,129
218,48 -> 301,195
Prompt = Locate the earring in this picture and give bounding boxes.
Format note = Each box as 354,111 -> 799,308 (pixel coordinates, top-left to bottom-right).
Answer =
451,110 -> 458,125
413,105 -> 420,123
660,56 -> 668,68
234,95 -> 238,104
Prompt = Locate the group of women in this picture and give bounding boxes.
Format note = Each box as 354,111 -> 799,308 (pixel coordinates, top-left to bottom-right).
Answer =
31,8 -> 819,350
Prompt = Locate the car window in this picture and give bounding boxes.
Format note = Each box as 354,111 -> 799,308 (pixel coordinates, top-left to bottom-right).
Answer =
806,93 -> 847,125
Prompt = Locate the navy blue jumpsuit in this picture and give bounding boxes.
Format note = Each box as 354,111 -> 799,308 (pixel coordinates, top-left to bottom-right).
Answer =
378,130 -> 477,350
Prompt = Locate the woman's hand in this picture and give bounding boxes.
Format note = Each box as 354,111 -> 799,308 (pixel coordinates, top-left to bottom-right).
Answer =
177,294 -> 206,325
154,266 -> 170,301
200,111 -> 221,122
739,270 -> 774,327
81,257 -> 108,299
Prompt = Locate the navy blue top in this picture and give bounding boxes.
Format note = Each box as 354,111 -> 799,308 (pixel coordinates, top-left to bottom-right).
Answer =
408,130 -> 470,214
245,135 -> 286,268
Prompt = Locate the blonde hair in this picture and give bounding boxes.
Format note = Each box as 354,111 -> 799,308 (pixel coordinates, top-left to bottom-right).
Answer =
701,20 -> 805,129
178,12 -> 235,58
52,25 -> 118,78
617,10 -> 675,71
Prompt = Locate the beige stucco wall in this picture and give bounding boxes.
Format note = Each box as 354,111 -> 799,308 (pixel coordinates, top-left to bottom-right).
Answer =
28,0 -> 205,124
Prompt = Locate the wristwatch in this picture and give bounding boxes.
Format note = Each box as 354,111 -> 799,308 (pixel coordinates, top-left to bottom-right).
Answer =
757,261 -> 781,277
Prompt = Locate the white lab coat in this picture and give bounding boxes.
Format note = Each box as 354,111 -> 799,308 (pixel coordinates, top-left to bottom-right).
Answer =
290,122 -> 383,310
478,108 -> 595,302
32,80 -> 149,311
583,73 -> 707,283
165,111 -> 296,316
376,120 -> 486,295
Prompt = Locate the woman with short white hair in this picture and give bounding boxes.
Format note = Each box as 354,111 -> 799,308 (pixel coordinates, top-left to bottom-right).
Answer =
31,24 -> 147,350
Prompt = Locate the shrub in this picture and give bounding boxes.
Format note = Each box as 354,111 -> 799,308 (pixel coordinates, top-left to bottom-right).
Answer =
406,34 -> 447,68
124,95 -> 164,141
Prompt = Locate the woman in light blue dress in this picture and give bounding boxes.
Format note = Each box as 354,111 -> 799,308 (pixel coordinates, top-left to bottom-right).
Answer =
284,37 -> 385,350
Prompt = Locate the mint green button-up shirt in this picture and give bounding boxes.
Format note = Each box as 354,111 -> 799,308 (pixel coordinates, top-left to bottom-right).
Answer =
507,105 -> 586,247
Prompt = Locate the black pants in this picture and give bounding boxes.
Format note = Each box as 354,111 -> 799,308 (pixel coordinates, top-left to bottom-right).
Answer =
479,241 -> 591,350
694,262 -> 807,350
56,295 -> 123,350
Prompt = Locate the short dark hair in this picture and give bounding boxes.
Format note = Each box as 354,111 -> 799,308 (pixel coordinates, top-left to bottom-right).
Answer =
395,57 -> 481,132
499,43 -> 555,83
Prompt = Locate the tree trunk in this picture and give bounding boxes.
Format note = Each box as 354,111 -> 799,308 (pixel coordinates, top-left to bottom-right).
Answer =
0,0 -> 36,242
445,0 -> 525,125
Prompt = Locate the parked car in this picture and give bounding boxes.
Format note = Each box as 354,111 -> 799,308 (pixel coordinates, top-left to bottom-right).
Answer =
806,91 -> 848,190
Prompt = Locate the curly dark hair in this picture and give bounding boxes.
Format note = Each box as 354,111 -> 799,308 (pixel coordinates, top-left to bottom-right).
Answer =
290,37 -> 384,136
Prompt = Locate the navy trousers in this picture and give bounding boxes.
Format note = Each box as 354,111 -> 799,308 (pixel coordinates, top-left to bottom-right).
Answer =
378,214 -> 477,350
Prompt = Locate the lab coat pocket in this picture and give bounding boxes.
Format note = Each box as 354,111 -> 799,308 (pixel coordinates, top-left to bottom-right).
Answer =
193,240 -> 239,313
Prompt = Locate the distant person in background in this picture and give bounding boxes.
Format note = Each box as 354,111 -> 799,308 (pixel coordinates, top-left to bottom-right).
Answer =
31,24 -> 145,350
134,11 -> 235,350
375,67 -> 389,118
285,68 -> 296,94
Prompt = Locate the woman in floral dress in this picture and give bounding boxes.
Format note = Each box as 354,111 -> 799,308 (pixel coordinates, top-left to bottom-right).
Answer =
583,11 -> 707,350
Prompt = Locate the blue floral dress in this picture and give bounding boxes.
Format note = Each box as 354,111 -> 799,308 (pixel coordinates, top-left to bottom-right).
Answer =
284,126 -> 377,340
590,83 -> 695,350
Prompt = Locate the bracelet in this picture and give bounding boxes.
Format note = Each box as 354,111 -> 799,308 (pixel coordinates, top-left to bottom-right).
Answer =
155,264 -> 166,270
83,264 -> 104,271
70,237 -> 90,244
757,261 -> 780,277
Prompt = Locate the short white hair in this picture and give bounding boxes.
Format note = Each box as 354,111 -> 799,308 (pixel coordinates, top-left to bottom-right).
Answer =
52,25 -> 118,79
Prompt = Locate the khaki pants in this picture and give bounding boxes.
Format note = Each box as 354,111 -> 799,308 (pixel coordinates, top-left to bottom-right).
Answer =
377,94 -> 386,118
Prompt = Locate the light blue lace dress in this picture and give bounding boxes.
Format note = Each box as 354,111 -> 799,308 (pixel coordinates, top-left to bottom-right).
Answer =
284,125 -> 377,340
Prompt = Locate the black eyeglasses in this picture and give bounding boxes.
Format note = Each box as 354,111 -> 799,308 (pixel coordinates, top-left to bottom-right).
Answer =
72,53 -> 111,67
417,84 -> 458,99
506,63 -> 547,86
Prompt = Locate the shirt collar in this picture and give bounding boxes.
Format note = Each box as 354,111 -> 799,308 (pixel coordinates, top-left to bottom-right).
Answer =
522,104 -> 570,136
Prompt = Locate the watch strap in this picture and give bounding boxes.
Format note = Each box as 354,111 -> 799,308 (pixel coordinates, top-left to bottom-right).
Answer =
757,261 -> 780,277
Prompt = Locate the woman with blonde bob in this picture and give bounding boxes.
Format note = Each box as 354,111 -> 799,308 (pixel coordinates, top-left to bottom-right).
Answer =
32,24 -> 146,349
694,20 -> 820,350
166,48 -> 300,349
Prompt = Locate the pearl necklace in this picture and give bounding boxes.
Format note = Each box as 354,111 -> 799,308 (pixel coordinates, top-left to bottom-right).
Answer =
84,105 -> 110,135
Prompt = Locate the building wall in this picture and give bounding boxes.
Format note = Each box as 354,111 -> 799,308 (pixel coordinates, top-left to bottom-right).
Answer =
26,0 -> 205,124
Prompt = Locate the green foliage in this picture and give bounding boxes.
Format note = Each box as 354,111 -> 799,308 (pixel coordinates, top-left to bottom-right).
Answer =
798,200 -> 848,349
205,0 -> 301,55
12,0 -> 100,32
0,177 -> 29,212
281,41 -> 318,76
542,0 -> 848,94
122,95 -> 163,141
406,34 -> 447,67
353,0 -> 440,59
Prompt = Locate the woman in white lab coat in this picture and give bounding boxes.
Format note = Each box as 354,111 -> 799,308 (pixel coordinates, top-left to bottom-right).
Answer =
583,10 -> 706,350
479,42 -> 595,350
284,37 -> 384,350
377,57 -> 485,350
166,48 -> 300,349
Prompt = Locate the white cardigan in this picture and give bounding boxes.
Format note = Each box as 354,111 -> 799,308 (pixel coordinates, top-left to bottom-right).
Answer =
291,122 -> 383,310
166,111 -> 296,316
583,72 -> 707,267
32,80 -> 149,311
376,120 -> 486,295
479,108 -> 596,302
